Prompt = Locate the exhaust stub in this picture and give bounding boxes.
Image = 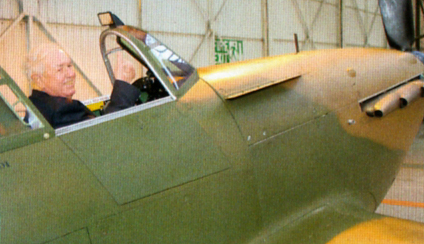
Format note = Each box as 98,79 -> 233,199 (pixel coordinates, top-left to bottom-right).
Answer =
361,80 -> 424,117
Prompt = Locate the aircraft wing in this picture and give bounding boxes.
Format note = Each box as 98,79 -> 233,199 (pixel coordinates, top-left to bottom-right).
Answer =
250,203 -> 424,244
198,53 -> 303,100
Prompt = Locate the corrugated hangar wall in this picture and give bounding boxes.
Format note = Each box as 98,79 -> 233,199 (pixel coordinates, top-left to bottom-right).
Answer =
0,0 -> 390,101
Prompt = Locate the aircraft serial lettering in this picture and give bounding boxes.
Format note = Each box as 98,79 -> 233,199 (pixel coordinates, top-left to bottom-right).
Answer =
0,161 -> 10,169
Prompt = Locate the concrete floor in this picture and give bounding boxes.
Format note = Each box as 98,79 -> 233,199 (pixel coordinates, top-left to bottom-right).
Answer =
376,124 -> 424,223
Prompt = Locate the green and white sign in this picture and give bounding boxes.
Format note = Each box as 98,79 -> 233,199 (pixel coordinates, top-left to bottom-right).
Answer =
215,39 -> 243,64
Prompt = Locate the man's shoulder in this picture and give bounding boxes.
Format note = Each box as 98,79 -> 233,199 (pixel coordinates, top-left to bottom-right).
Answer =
30,90 -> 75,109
29,90 -> 95,128
29,90 -> 55,111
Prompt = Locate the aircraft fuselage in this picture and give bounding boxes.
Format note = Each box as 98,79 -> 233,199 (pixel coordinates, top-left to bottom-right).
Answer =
1,48 -> 424,243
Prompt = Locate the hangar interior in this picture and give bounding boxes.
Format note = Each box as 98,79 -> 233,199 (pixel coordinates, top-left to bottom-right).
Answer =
0,0 -> 391,100
0,0 -> 423,223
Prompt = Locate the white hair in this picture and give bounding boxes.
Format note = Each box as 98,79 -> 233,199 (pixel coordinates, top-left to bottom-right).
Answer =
25,43 -> 62,83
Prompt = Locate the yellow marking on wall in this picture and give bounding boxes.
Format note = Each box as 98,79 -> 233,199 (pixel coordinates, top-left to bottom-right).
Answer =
382,199 -> 424,209
327,217 -> 424,243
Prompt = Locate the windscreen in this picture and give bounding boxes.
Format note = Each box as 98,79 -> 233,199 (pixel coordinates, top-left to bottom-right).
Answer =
120,26 -> 195,90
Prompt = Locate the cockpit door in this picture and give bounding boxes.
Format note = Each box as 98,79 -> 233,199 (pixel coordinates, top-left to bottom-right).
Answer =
0,66 -> 54,153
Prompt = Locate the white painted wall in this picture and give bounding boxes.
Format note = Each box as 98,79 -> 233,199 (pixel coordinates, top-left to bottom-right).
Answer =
0,0 -> 391,100
343,0 -> 387,48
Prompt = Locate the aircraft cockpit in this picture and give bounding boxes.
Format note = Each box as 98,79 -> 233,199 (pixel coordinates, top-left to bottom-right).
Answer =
74,12 -> 198,123
97,12 -> 197,105
0,12 -> 199,150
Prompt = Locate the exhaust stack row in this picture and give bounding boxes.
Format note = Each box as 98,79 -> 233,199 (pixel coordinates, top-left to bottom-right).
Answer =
364,80 -> 424,117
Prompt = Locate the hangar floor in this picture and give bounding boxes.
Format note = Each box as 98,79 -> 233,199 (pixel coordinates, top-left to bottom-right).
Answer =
376,124 -> 424,223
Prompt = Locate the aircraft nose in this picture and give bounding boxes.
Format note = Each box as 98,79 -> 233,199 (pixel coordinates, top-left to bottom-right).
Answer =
337,80 -> 424,153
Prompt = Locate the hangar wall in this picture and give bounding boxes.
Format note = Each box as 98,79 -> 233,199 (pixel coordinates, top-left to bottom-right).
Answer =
0,0 -> 391,101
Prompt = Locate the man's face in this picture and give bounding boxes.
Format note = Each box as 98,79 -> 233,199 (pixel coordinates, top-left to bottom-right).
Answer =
40,48 -> 76,99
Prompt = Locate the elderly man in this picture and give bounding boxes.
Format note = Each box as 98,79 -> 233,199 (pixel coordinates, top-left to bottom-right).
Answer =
25,43 -> 140,128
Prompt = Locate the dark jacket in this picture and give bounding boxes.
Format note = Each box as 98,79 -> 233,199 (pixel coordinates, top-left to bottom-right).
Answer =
29,80 -> 141,129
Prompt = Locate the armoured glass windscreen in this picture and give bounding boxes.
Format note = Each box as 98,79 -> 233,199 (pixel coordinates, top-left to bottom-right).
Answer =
104,34 -> 146,83
119,26 -> 195,90
103,33 -> 170,104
